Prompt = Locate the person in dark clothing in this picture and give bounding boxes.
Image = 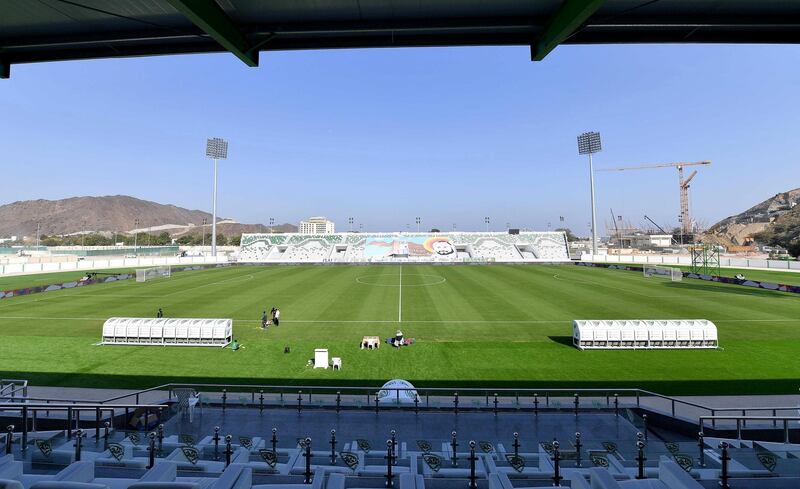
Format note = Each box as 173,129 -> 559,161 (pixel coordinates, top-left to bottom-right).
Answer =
157,308 -> 163,318
273,308 -> 280,326
261,310 -> 268,329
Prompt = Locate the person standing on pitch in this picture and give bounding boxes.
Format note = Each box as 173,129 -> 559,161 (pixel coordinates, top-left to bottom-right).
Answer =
157,308 -> 163,318
274,308 -> 280,327
261,310 -> 268,329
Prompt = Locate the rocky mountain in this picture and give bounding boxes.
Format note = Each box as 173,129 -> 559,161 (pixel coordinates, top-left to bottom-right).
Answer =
707,188 -> 800,246
0,195 -> 296,238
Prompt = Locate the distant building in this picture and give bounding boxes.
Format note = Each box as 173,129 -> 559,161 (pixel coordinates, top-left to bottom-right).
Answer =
299,217 -> 335,234
614,234 -> 673,249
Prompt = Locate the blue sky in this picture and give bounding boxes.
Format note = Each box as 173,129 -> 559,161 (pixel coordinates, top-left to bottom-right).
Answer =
1,43 -> 799,234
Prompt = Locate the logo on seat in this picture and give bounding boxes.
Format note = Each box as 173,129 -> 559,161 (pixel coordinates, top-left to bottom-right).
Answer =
108,443 -> 125,461
505,454 -> 525,472
181,446 -> 200,465
258,449 -> 278,468
340,451 -> 359,471
422,453 -> 442,472
35,439 -> 52,458
416,440 -> 432,453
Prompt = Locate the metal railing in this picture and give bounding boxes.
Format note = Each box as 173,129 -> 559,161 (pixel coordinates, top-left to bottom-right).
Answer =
0,402 -> 165,450
38,381 -> 792,425
2,380 -> 797,437
0,379 -> 27,399
700,415 -> 800,444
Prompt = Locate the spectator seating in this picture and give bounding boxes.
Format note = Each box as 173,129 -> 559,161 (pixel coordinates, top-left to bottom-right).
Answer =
239,232 -> 570,263
4,423 -> 799,489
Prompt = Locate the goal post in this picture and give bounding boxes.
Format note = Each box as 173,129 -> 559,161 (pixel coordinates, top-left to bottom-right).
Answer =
643,265 -> 682,282
136,266 -> 171,283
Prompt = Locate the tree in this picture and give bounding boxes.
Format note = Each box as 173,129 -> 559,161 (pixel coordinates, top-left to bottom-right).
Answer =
430,228 -> 441,233
228,235 -> 241,246
789,240 -> 800,259
555,228 -> 578,241
216,234 -> 228,246
152,232 -> 172,246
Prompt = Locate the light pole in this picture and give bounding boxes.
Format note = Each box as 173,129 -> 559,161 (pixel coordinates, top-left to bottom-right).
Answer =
577,131 -> 602,255
36,223 -> 40,249
452,223 -> 457,232
134,219 -> 140,256
415,217 -> 421,232
202,218 -> 207,249
348,217 -> 354,232
206,137 -> 229,257
484,217 -> 490,232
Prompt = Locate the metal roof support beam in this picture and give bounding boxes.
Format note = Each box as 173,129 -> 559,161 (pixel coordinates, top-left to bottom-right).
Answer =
166,0 -> 258,67
531,0 -> 605,61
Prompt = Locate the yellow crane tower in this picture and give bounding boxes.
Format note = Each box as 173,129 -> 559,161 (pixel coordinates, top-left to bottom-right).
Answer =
598,161 -> 711,235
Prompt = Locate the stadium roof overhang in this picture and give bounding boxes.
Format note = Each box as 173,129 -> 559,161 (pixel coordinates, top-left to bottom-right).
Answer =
2,0 -> 800,79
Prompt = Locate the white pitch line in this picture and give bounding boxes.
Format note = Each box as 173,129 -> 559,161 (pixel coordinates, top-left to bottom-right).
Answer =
0,317 -> 795,324
398,265 -> 403,323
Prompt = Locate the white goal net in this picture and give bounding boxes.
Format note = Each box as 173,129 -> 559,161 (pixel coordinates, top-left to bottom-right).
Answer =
643,265 -> 682,282
136,266 -> 171,283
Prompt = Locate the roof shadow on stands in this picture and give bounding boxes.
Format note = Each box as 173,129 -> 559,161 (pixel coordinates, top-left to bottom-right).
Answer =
1,371 -> 799,397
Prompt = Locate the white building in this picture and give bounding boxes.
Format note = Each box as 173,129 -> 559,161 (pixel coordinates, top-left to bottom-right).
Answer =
299,217 -> 335,234
615,234 -> 673,249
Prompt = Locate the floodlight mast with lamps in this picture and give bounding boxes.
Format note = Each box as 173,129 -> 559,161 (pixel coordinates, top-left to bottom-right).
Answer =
205,138 -> 228,257
577,131 -> 602,255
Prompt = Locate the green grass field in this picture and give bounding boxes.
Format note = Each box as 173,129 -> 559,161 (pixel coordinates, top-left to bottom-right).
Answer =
0,264 -> 799,395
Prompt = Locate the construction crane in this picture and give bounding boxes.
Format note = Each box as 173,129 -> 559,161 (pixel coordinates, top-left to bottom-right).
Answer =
598,161 -> 711,235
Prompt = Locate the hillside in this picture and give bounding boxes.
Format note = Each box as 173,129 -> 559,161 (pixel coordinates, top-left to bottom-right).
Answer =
0,196 -> 295,238
707,188 -> 800,246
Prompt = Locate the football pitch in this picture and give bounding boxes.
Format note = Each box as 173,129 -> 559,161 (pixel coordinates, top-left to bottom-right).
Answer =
0,264 -> 799,395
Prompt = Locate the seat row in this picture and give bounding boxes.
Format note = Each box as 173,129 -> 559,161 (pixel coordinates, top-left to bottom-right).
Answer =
6,427 -> 798,489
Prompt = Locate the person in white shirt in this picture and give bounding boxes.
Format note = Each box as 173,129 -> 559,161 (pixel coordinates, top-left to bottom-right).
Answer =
274,308 -> 281,326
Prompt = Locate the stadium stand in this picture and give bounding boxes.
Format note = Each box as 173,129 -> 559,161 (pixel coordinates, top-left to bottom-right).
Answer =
238,232 -> 570,264
2,402 -> 798,489
3,379 -> 800,489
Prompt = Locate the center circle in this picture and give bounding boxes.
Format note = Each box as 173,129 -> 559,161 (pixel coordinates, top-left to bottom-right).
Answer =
355,273 -> 447,287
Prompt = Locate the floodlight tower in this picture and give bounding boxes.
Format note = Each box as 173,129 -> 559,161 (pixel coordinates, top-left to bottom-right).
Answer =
485,217 -> 490,232
577,132 -> 602,255
205,137 -> 228,257
415,217 -> 421,232
133,218 -> 140,256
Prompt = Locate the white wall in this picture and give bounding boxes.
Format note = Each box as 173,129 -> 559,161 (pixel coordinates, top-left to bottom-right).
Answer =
0,255 -> 229,277
581,253 -> 800,272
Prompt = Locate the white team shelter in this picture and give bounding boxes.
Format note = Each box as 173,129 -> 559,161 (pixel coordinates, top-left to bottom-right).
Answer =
572,320 -> 718,350
101,317 -> 233,347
